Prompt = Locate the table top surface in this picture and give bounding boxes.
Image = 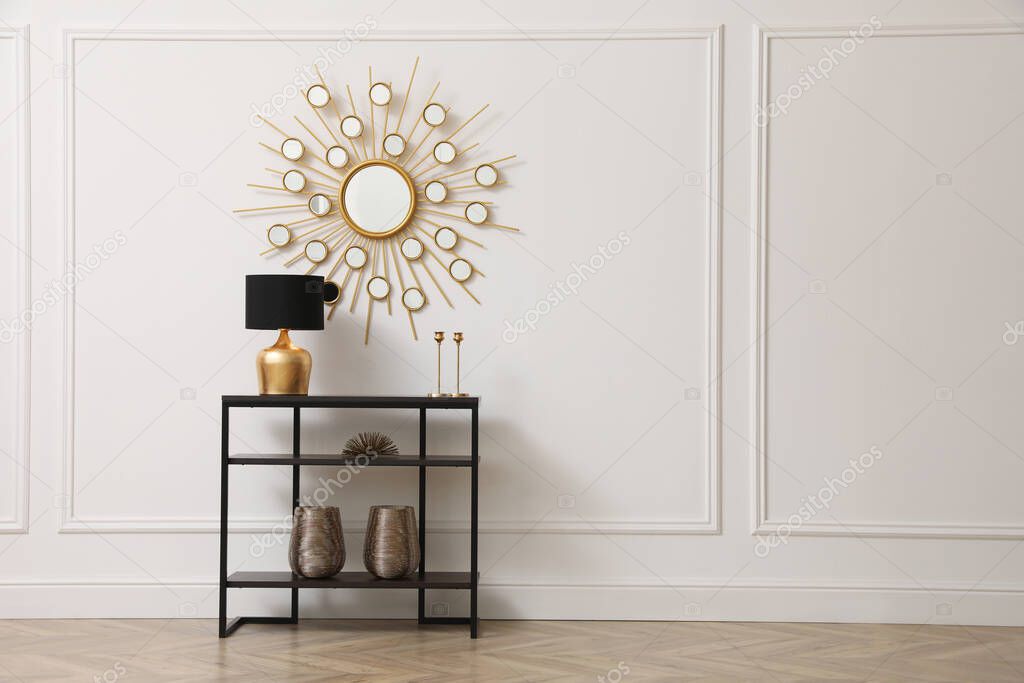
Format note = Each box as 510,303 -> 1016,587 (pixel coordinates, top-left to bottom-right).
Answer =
222,394 -> 479,408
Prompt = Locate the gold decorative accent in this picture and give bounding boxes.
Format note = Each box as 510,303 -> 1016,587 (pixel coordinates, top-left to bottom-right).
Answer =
257,329 -> 312,395
239,60 -> 520,342
342,431 -> 399,457
451,331 -> 468,397
428,330 -> 448,397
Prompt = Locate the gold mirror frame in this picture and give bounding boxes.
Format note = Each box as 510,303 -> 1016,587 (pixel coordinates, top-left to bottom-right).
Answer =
237,58 -> 521,344
338,158 -> 417,239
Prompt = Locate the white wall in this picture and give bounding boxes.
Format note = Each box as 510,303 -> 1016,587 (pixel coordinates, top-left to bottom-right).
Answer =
2,0 -> 1024,626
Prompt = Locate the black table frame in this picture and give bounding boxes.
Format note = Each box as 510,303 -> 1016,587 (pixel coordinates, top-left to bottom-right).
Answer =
219,395 -> 480,638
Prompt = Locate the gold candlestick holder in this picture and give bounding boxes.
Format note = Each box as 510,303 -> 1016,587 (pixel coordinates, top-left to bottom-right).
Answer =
427,331 -> 450,398
451,332 -> 469,397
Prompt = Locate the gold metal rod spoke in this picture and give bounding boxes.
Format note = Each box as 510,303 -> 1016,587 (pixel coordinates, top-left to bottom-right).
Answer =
247,184 -> 316,195
259,218 -> 344,255
404,123 -> 436,170
364,300 -> 373,345
381,238 -> 393,316
445,104 -> 489,142
347,84 -> 370,160
448,181 -> 507,191
417,257 -> 453,308
233,203 -> 305,213
258,142 -> 343,183
258,115 -> 290,138
326,232 -> 359,279
416,220 -> 484,249
395,56 -> 419,139
406,309 -> 418,340
421,198 -> 494,206
418,207 -> 520,232
349,265 -> 366,313
294,115 -> 328,150
317,64 -> 345,125
288,213 -> 335,227
388,239 -> 407,291
346,84 -> 358,114
412,143 -> 480,180
459,281 -> 481,304
381,90 -> 390,157
406,80 -> 439,142
312,107 -> 341,145
368,66 -> 376,159
423,154 -> 517,183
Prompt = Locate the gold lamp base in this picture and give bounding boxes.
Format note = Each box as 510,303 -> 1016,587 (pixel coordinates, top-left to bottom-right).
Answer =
257,329 -> 312,395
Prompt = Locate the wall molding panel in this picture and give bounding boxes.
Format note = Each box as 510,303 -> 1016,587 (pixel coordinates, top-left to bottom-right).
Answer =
59,26 -> 723,536
0,27 -> 32,534
750,22 -> 1024,540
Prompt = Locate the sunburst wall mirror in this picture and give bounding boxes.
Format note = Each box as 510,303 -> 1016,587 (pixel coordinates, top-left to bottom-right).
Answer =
234,58 -> 519,343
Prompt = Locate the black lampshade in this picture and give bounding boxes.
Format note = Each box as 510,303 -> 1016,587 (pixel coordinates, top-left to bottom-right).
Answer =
245,275 -> 325,330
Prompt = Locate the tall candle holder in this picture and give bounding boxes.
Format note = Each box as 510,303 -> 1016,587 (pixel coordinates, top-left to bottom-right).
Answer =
451,332 -> 469,397
427,331 -> 449,398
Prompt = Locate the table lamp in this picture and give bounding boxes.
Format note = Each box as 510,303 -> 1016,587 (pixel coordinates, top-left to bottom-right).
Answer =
245,274 -> 324,395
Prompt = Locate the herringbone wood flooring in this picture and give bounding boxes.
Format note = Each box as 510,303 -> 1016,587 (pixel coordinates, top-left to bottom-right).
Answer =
0,619 -> 1022,682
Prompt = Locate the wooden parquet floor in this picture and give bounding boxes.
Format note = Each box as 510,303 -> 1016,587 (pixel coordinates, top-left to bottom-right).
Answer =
0,619 -> 1022,682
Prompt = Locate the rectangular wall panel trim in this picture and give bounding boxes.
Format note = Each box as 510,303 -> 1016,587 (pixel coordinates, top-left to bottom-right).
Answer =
60,26 -> 722,535
0,27 -> 32,534
750,22 -> 1024,539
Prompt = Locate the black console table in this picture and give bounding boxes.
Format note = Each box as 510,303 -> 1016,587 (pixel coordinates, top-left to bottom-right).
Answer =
219,395 -> 480,638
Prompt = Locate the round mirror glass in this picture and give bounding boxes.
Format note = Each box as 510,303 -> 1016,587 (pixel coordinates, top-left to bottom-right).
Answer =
433,141 -> 456,164
423,103 -> 446,127
340,160 -> 415,237
449,258 -> 473,282
282,170 -> 306,192
367,276 -> 391,300
323,281 -> 341,304
383,133 -> 406,157
281,138 -> 305,161
306,84 -> 331,108
401,237 -> 423,260
424,180 -> 447,203
369,82 -> 392,105
344,245 -> 367,269
435,227 -> 458,250
308,194 -> 332,216
305,240 -> 329,263
465,202 -> 488,224
402,287 -> 426,311
475,164 -> 498,186
267,224 -> 291,247
341,115 -> 363,139
326,145 -> 349,169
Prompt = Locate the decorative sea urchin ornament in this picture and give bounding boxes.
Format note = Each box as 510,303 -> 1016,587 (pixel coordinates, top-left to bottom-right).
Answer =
342,432 -> 400,458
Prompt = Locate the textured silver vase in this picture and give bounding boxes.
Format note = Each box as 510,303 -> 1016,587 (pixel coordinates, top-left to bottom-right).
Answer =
289,506 -> 345,578
363,505 -> 420,579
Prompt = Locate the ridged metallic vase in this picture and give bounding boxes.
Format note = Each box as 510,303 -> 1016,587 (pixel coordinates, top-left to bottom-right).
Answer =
289,506 -> 345,578
363,505 -> 420,579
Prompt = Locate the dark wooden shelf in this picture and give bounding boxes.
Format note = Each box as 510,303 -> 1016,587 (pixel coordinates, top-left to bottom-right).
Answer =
228,453 -> 473,467
222,395 -> 479,409
227,571 -> 474,590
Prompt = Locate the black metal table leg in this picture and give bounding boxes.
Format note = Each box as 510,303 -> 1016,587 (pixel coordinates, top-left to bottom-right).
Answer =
418,407 -> 427,624
219,404 -> 229,637
290,407 -> 300,624
470,405 -> 479,638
